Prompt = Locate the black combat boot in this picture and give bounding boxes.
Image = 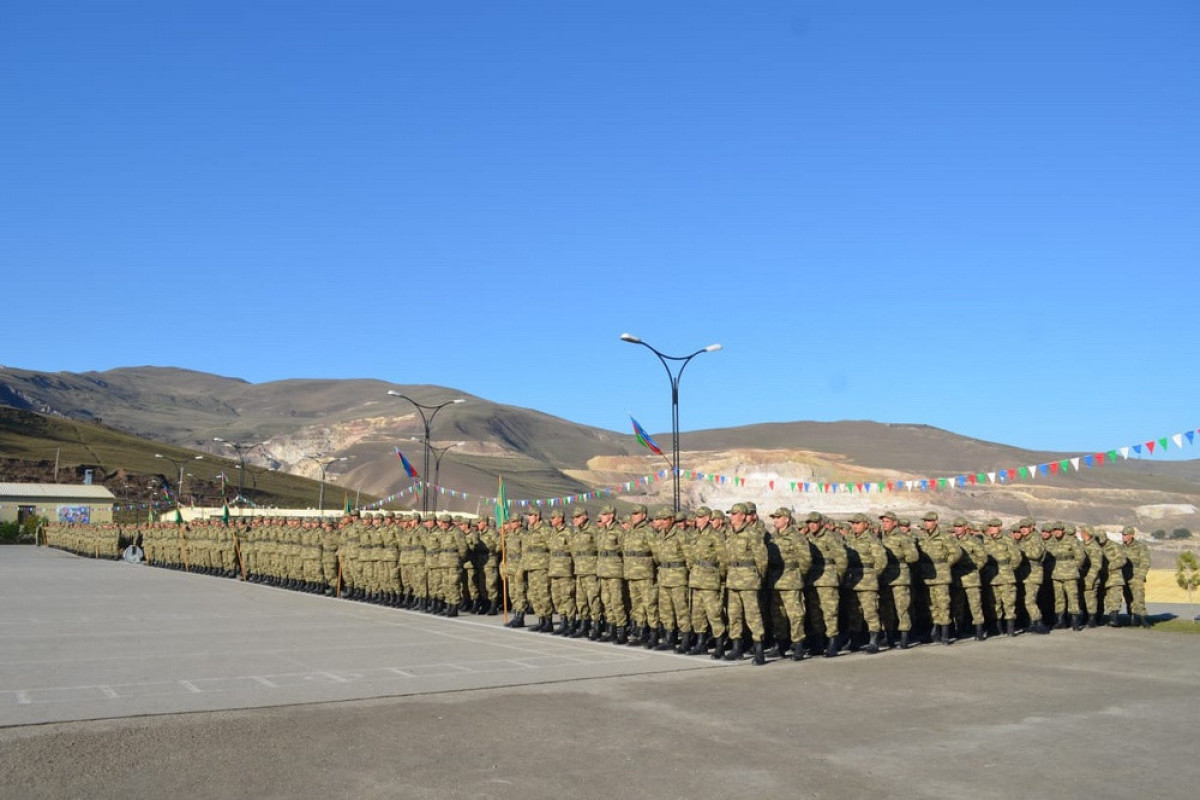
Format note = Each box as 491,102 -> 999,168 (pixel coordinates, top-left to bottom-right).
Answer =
1070,614 -> 1083,631
675,631 -> 691,653
710,635 -> 727,660
770,639 -> 790,659
939,625 -> 952,645
510,611 -> 526,629
1108,614 -> 1121,628
446,604 -> 458,618
615,624 -> 629,645
725,639 -> 745,661
645,626 -> 660,650
864,631 -> 881,654
1031,618 -> 1050,634
487,601 -> 499,616
1005,619 -> 1016,637
655,628 -> 674,651
792,638 -> 805,661
1055,614 -> 1069,630
1086,614 -> 1098,628
597,622 -> 612,642
974,624 -> 986,641
752,641 -> 766,665
1142,614 -> 1151,628
688,632 -> 709,655
825,635 -> 839,658
553,616 -> 568,635
625,624 -> 641,646
898,631 -> 911,650
587,620 -> 600,641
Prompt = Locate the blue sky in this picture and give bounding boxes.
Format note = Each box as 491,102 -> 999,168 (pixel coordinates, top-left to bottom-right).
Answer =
3,2 -> 1198,457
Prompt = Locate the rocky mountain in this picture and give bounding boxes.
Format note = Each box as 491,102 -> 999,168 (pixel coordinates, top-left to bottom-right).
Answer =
2,364 -> 1199,531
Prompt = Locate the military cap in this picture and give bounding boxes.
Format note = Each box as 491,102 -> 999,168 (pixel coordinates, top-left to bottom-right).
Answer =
653,507 -> 673,520
898,517 -> 911,527
599,504 -> 616,515
549,508 -> 565,519
411,513 -> 423,523
711,509 -> 726,520
769,507 -> 793,519
848,512 -> 870,524
438,513 -> 453,523
629,503 -> 648,515
1063,523 -> 1076,535
1078,524 -> 1093,534
986,518 -> 1002,528
385,510 -> 396,518
1041,522 -> 1053,531
695,506 -> 712,517
673,511 -> 687,522
951,516 -> 968,527
1122,526 -> 1136,536
1019,517 -> 1036,527
922,511 -> 939,521
1051,520 -> 1065,530
878,510 -> 898,522
525,506 -> 542,516
728,502 -> 749,515
572,506 -> 588,517
805,511 -> 824,523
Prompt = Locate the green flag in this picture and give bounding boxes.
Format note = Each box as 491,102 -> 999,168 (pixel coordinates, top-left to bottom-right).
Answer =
174,508 -> 184,525
222,503 -> 230,526
494,476 -> 508,526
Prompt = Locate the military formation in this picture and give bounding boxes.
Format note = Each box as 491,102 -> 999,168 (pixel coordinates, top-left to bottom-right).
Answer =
41,503 -> 1155,666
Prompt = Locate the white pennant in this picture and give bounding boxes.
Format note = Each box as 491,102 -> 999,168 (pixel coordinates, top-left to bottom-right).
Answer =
1173,433 -> 1184,448
1119,446 -> 1130,460
1070,457 -> 1080,471
1027,465 -> 1038,480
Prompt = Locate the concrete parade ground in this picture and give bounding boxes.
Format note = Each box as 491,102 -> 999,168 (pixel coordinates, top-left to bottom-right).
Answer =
1,546 -> 1198,799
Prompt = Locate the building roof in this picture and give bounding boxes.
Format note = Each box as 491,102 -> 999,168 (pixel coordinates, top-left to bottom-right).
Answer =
0,483 -> 116,501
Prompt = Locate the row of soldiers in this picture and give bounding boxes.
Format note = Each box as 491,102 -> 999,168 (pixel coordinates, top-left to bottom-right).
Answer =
40,502 -> 1154,667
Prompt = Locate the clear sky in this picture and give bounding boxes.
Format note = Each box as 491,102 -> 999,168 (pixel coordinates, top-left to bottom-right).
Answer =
3,2 -> 1198,457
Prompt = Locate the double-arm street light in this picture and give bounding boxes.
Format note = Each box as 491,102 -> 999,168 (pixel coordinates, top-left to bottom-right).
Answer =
155,454 -> 204,503
213,438 -> 264,506
386,390 -> 466,514
412,437 -> 464,513
302,454 -> 348,515
620,333 -> 722,513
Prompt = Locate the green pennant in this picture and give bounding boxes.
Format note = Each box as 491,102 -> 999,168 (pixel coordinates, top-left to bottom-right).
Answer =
877,482 -> 885,491
976,473 -> 986,483
938,478 -> 947,489
1107,450 -> 1118,461
1159,437 -> 1169,450
1059,459 -> 1070,472
1018,467 -> 1029,478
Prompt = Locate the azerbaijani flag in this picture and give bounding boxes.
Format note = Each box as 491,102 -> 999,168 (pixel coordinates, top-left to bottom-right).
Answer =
394,447 -> 419,479
494,475 -> 508,526
630,415 -> 663,455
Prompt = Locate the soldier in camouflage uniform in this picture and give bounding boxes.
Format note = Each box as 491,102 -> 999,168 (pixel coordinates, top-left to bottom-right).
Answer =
916,511 -> 963,645
950,518 -> 989,641
1078,525 -> 1105,627
1014,518 -> 1049,633
622,504 -> 658,647
594,505 -> 627,643
764,507 -> 812,660
476,516 -> 501,615
723,503 -> 768,664
982,519 -> 1021,636
804,512 -> 848,657
522,508 -> 554,631
1047,522 -> 1085,630
1121,526 -> 1151,627
546,509 -> 576,634
879,511 -> 920,649
1101,529 -> 1128,626
687,506 -> 726,656
569,507 -> 601,639
842,512 -> 888,653
651,508 -> 692,653
436,513 -> 467,616
503,515 -> 527,627
457,516 -> 479,612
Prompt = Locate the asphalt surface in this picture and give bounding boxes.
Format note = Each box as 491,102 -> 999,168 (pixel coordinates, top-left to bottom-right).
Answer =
2,546 -> 1198,800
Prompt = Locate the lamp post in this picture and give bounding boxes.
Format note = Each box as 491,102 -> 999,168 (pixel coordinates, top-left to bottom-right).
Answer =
302,454 -> 348,515
386,390 -> 466,514
212,438 -> 263,506
155,454 -> 204,503
413,438 -> 464,513
619,333 -> 722,513
233,463 -> 274,508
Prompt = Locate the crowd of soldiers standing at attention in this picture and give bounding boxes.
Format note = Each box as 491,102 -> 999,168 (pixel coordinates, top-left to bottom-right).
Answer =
41,501 -> 1153,666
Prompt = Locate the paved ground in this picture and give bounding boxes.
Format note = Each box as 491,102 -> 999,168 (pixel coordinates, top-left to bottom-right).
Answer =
2,546 -> 1198,799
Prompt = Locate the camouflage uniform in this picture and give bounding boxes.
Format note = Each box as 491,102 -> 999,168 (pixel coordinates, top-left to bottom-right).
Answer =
687,509 -> 726,655
879,512 -> 920,647
594,507 -> 627,641
522,511 -> 553,630
916,513 -> 963,644
652,510 -> 692,651
950,520 -> 988,639
1079,526 -> 1105,626
1101,532 -> 1128,623
764,509 -> 812,659
1014,519 -> 1047,632
1121,527 -> 1151,626
569,509 -> 601,638
622,506 -> 658,645
805,513 -> 848,656
1047,523 -> 1084,628
982,520 -> 1021,635
843,513 -> 888,652
546,511 -> 576,632
723,503 -> 769,663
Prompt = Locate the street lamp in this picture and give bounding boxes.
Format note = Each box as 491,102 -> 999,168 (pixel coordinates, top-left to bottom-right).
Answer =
619,333 -> 722,513
213,438 -> 264,506
155,454 -> 204,503
412,437 -> 464,513
302,454 -> 348,515
386,390 -> 466,514
233,463 -> 275,508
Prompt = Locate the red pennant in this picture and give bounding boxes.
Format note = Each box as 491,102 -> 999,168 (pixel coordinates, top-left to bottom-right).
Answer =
1146,440 -> 1156,453
1095,453 -> 1105,465
1050,462 -> 1060,474
886,481 -> 894,491
1007,469 -> 1016,481
968,474 -> 977,485
768,480 -> 775,491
